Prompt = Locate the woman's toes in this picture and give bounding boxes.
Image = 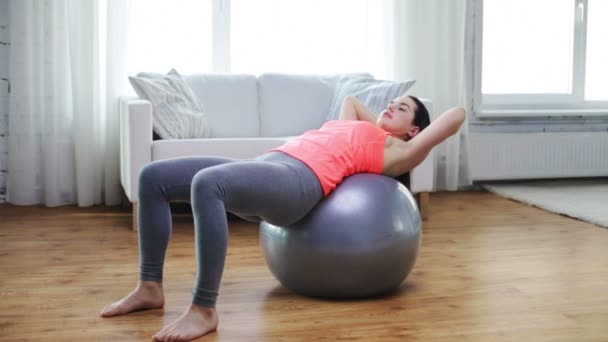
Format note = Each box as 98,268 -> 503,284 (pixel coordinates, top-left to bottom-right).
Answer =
100,304 -> 115,316
154,327 -> 171,341
153,331 -> 164,341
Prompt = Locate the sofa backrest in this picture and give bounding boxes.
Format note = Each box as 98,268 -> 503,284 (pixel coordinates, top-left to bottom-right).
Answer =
185,73 -> 260,138
184,72 -> 377,139
257,73 -> 336,137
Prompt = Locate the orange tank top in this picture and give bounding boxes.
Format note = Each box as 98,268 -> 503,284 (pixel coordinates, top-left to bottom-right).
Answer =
269,120 -> 396,196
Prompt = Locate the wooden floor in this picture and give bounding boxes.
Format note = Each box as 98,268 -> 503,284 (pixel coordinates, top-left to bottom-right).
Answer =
1,191 -> 607,341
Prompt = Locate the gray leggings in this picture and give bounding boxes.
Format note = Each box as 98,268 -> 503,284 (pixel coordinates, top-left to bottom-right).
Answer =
136,151 -> 323,308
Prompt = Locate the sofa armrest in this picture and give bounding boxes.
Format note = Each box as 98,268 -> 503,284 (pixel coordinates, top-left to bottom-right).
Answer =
409,148 -> 435,194
119,96 -> 153,203
408,97 -> 434,194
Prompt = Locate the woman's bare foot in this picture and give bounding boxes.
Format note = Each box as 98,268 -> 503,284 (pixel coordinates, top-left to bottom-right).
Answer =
153,304 -> 218,341
100,280 -> 165,317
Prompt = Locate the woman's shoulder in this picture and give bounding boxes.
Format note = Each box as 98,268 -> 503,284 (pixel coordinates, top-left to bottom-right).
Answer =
381,138 -> 414,177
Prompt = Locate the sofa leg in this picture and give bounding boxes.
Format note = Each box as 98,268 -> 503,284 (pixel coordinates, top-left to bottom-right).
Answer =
132,203 -> 139,232
416,192 -> 429,221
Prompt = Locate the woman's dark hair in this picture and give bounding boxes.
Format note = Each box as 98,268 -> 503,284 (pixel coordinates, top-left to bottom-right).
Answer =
393,95 -> 431,187
408,95 -> 430,132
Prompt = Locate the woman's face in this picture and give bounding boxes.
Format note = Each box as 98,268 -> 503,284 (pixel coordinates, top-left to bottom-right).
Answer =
376,95 -> 420,141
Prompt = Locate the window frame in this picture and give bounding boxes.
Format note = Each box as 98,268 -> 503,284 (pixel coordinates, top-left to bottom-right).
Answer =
473,0 -> 608,118
212,0 -> 230,72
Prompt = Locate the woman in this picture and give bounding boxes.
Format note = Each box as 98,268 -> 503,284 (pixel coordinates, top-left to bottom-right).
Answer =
100,94 -> 466,341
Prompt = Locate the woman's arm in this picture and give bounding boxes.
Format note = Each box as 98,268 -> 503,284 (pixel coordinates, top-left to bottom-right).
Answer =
396,107 -> 466,174
338,96 -> 377,123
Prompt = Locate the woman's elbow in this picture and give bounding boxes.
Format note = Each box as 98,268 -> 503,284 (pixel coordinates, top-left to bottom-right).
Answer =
343,95 -> 354,103
449,107 -> 466,132
456,107 -> 466,124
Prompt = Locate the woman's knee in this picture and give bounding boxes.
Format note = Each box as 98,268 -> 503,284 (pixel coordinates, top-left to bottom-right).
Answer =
138,161 -> 169,188
191,168 -> 226,200
138,161 -> 182,200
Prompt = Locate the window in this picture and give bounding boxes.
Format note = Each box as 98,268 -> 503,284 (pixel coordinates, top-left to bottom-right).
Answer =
585,0 -> 608,101
475,0 -> 608,116
230,0 -> 388,77
127,0 -> 213,74
126,0 -> 390,78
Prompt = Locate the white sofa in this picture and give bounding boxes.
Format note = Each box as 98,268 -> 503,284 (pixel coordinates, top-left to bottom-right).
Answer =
119,73 -> 435,231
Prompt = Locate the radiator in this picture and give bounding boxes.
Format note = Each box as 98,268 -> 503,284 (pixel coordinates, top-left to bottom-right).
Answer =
469,132 -> 608,181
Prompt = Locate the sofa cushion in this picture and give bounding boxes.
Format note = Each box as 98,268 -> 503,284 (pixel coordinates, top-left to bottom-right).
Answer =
128,69 -> 212,139
151,136 -> 298,161
185,73 -> 259,138
326,75 -> 416,121
258,73 -> 337,137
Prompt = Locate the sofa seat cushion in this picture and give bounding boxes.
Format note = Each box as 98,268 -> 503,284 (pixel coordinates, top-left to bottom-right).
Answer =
152,137 -> 299,160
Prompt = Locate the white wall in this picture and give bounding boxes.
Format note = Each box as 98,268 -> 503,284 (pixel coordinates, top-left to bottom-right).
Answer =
0,0 -> 9,202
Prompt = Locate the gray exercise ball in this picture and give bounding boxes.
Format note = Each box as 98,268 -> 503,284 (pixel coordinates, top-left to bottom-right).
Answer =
260,173 -> 422,299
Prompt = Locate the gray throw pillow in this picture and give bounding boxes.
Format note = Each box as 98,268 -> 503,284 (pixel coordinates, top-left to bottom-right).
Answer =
128,69 -> 212,139
326,75 -> 416,121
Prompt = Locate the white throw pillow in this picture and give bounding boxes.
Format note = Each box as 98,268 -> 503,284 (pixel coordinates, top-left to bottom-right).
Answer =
128,69 -> 212,139
326,76 -> 416,121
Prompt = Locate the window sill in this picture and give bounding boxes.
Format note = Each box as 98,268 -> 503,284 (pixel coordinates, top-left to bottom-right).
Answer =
476,108 -> 608,118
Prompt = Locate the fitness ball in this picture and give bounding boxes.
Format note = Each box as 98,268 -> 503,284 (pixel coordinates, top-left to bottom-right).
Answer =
259,173 -> 422,299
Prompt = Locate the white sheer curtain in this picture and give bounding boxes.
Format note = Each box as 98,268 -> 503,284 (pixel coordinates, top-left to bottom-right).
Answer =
8,0 -> 131,206
390,0 -> 473,191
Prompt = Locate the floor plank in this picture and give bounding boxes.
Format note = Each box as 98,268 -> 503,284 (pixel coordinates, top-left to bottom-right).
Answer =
1,191 -> 607,341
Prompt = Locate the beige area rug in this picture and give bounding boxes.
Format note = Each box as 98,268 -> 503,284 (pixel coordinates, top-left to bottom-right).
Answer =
482,178 -> 608,228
